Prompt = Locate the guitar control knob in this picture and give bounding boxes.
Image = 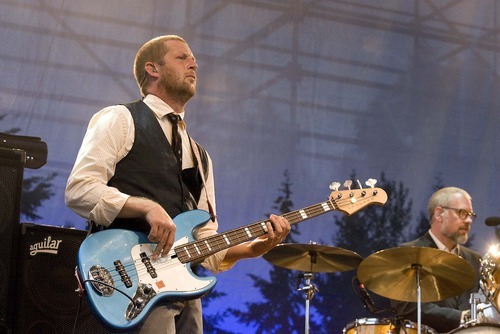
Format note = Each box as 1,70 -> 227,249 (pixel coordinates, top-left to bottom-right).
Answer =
143,284 -> 153,295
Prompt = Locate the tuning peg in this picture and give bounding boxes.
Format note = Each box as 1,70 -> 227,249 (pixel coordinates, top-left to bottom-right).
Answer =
343,180 -> 353,190
329,182 -> 341,191
365,178 -> 377,188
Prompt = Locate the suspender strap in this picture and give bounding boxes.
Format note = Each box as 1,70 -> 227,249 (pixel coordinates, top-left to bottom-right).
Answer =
190,137 -> 216,222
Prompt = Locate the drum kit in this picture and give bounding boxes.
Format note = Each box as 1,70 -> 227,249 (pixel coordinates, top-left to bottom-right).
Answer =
263,242 -> 500,334
263,243 -> 364,334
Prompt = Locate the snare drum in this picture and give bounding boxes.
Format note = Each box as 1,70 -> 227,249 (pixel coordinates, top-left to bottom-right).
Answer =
343,318 -> 437,334
480,245 -> 500,311
448,323 -> 500,333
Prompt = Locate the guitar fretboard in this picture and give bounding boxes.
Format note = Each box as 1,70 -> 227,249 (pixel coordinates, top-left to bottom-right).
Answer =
174,198 -> 339,264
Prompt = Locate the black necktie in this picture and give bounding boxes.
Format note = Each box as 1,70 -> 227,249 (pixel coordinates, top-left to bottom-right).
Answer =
167,113 -> 183,167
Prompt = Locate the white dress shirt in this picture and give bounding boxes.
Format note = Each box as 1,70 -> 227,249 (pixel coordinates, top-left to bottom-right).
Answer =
65,94 -> 227,273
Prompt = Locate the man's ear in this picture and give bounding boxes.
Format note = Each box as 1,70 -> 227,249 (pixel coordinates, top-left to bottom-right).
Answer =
145,62 -> 159,76
435,207 -> 444,221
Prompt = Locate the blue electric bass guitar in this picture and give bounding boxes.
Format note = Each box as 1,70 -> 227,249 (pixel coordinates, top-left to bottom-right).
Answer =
76,185 -> 387,330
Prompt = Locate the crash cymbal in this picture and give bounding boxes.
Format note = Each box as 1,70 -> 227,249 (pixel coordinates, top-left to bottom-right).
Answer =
263,243 -> 363,273
357,246 -> 475,302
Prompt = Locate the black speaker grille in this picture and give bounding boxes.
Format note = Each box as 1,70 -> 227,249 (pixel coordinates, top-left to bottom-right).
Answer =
13,224 -> 116,334
21,231 -> 83,315
0,149 -> 25,330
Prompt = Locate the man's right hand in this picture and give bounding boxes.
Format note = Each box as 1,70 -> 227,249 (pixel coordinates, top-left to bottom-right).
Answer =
144,204 -> 176,260
117,196 -> 176,260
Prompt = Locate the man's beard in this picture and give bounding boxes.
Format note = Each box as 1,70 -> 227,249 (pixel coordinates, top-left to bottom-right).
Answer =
453,232 -> 468,245
159,71 -> 196,102
441,223 -> 468,245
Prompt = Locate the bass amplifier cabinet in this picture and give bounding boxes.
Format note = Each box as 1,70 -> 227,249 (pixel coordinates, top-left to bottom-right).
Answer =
0,148 -> 25,332
12,223 -> 117,334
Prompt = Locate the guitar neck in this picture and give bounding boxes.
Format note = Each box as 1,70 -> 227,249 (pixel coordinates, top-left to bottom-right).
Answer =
174,199 -> 337,264
174,187 -> 386,264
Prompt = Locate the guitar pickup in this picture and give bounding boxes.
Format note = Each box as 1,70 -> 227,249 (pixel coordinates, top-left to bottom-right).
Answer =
114,260 -> 132,288
140,252 -> 158,278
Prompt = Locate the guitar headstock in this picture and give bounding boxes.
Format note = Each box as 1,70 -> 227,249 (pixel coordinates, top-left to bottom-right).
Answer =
329,178 -> 388,215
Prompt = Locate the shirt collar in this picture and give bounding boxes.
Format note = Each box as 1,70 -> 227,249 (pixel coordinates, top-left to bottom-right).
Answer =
143,94 -> 185,120
428,229 -> 460,254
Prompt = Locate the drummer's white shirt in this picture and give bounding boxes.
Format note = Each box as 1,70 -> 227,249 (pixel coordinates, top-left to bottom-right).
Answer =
428,229 -> 460,254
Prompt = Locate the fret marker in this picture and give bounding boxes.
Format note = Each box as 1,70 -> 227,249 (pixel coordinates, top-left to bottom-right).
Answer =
183,246 -> 191,258
261,222 -> 268,232
321,203 -> 329,211
204,240 -> 212,251
244,227 -> 252,238
223,234 -> 230,245
299,210 -> 308,219
194,243 -> 201,254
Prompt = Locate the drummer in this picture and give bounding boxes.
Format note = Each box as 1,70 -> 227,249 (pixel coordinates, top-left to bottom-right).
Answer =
391,187 -> 482,333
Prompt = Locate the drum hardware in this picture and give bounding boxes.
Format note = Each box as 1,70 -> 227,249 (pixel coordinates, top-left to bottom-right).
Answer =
460,291 -> 500,330
451,244 -> 500,331
413,263 -> 423,334
355,277 -> 377,314
479,244 -> 500,312
462,243 -> 500,328
471,301 -> 500,324
357,247 -> 475,334
448,323 -> 500,333
343,317 -> 438,334
263,242 -> 363,334
296,272 -> 318,301
295,272 -> 318,334
467,292 -> 483,324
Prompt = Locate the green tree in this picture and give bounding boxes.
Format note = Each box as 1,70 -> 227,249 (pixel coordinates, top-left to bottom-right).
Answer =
20,172 -> 56,221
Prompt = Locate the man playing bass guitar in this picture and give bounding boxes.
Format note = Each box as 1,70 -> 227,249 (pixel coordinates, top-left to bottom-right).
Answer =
65,35 -> 290,333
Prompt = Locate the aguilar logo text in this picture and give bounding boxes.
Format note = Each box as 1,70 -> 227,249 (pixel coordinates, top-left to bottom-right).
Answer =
29,236 -> 62,256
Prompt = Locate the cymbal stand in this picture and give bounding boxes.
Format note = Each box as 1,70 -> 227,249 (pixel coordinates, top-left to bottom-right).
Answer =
296,272 -> 318,334
412,264 -> 422,334
468,292 -> 482,324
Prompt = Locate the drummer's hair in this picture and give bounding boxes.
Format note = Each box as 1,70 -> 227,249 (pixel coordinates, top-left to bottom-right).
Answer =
427,187 -> 472,221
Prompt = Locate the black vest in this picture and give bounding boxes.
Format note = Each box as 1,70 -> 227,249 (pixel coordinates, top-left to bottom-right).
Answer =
107,100 -> 208,233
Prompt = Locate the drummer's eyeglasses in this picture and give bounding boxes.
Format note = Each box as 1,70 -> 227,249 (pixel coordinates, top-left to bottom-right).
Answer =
441,206 -> 477,222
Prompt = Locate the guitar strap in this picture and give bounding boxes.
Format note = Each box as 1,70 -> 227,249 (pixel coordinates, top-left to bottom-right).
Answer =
190,136 -> 217,222
85,219 -> 101,236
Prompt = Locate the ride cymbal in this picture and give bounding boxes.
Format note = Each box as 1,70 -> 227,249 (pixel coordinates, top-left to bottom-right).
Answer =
263,243 -> 363,273
357,246 -> 475,302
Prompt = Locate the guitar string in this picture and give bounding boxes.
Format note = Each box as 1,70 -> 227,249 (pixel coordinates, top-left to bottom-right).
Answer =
175,193 -> 374,262
122,195 -> 362,273
96,192 -> 379,289
180,198 -> 338,257
84,197 -> 346,324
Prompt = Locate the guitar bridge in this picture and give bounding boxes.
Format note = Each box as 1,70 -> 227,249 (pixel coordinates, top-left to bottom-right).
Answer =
89,265 -> 115,296
126,283 -> 157,320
